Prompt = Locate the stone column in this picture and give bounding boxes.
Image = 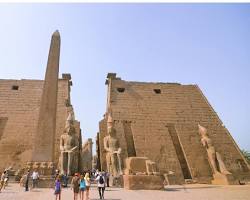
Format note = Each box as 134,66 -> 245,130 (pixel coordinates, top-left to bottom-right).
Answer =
31,30 -> 60,163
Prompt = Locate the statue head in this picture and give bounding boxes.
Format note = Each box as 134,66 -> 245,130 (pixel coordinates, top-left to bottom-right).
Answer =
108,126 -> 117,137
65,125 -> 76,136
198,124 -> 208,137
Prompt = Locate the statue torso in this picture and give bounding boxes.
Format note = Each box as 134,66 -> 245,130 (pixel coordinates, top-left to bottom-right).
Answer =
106,136 -> 119,152
61,134 -> 75,151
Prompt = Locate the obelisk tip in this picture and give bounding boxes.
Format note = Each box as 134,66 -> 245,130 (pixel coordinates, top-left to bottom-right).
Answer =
52,30 -> 60,37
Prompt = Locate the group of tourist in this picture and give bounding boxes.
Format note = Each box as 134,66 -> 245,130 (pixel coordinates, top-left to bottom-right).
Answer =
54,170 -> 109,200
19,169 -> 40,191
1,168 -> 110,200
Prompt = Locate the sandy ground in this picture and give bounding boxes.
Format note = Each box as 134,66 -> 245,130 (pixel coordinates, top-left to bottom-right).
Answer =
0,183 -> 250,200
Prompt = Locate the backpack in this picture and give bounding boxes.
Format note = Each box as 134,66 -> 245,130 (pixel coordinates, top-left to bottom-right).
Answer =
80,179 -> 86,189
99,175 -> 104,184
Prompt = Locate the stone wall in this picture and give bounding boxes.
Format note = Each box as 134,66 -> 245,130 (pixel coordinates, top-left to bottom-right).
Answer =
0,77 -> 71,171
97,74 -> 250,183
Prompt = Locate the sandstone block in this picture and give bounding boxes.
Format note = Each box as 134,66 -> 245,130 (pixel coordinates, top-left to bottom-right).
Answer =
123,175 -> 164,190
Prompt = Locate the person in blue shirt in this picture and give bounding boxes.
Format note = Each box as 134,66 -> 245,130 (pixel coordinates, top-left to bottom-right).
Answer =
79,174 -> 86,200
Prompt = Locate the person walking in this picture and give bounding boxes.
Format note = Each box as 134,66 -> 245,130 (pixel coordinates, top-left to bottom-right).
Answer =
84,172 -> 91,200
54,176 -> 61,200
24,170 -> 30,192
79,174 -> 86,200
0,171 -> 7,192
31,169 -> 39,189
62,171 -> 68,187
96,172 -> 105,200
105,172 -> 110,187
71,173 -> 80,200
3,170 -> 9,189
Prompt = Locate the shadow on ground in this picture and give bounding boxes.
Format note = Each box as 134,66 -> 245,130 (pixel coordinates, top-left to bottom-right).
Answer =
164,185 -> 221,192
91,199 -> 121,200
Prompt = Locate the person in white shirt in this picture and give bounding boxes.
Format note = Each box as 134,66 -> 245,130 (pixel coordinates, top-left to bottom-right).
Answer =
95,172 -> 105,199
85,172 -> 91,200
31,169 -> 39,189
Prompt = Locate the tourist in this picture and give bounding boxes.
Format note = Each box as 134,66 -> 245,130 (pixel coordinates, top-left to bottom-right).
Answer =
54,169 -> 60,180
94,169 -> 99,178
62,171 -> 68,187
24,170 -> 30,192
54,176 -> 61,200
79,174 -> 86,200
96,172 -> 105,200
20,174 -> 24,187
3,170 -> 9,189
31,169 -> 39,189
85,172 -> 91,200
71,173 -> 80,200
0,171 -> 7,192
105,171 -> 110,187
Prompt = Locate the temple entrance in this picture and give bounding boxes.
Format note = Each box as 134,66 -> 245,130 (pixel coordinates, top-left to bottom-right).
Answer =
166,124 -> 192,179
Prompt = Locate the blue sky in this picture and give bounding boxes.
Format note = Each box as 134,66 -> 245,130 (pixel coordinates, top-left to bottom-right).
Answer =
0,4 -> 249,150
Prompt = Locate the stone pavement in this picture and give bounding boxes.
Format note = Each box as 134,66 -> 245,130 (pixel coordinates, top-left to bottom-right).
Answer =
0,183 -> 250,200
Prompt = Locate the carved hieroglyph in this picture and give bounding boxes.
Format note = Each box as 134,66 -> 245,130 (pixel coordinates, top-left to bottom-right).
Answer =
198,124 -> 231,175
103,112 -> 122,177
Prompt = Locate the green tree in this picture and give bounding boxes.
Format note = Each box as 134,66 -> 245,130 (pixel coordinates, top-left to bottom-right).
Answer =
241,149 -> 250,164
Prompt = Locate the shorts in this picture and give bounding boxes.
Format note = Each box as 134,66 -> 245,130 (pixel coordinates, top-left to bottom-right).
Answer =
86,186 -> 90,190
73,188 -> 79,193
54,189 -> 61,195
80,187 -> 85,191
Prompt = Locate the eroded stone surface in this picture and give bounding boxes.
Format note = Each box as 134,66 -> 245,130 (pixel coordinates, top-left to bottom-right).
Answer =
97,73 -> 250,185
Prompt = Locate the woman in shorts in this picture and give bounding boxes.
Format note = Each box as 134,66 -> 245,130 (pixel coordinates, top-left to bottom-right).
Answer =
54,176 -> 61,200
79,174 -> 86,200
84,172 -> 91,200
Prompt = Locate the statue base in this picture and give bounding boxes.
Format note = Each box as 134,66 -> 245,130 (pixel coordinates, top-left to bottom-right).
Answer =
163,173 -> 185,185
26,161 -> 55,176
110,175 -> 123,187
212,173 -> 237,185
123,175 -> 164,190
35,176 -> 55,188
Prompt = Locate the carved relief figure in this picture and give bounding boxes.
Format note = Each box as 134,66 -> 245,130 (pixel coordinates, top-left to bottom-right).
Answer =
198,124 -> 231,175
103,113 -> 122,177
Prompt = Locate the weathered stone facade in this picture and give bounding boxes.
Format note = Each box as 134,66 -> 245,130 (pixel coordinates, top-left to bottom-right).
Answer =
97,73 -> 250,184
0,31 -> 82,174
0,76 -> 80,171
81,138 -> 93,171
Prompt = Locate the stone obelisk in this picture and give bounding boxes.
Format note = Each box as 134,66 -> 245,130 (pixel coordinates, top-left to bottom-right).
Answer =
31,30 -> 60,164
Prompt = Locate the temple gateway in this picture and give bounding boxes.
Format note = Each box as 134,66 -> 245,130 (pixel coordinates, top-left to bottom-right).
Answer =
96,73 -> 250,188
0,31 -> 249,189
